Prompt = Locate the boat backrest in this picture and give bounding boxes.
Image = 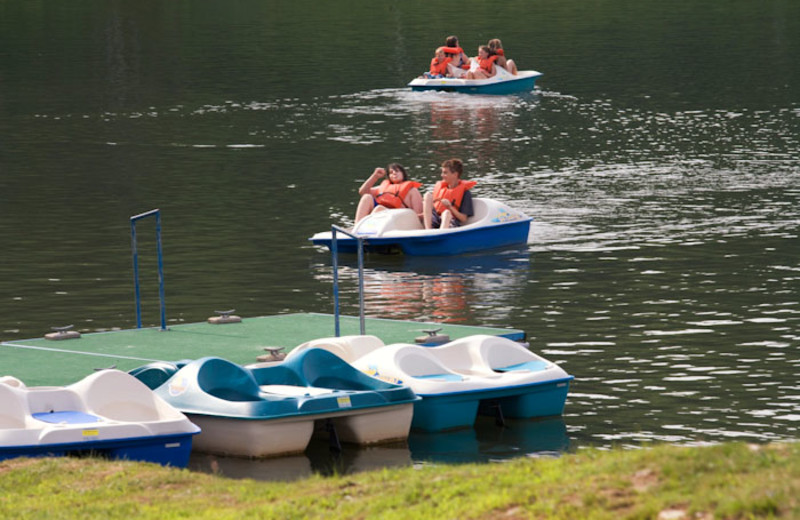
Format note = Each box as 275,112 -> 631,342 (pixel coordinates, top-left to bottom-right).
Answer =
464,198 -> 490,226
78,370 -> 164,422
0,384 -> 27,429
394,346 -> 453,378
25,387 -> 85,415
289,335 -> 385,363
196,358 -> 261,402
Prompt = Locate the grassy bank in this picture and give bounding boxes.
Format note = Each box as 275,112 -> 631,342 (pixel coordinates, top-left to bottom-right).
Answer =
1,442 -> 798,519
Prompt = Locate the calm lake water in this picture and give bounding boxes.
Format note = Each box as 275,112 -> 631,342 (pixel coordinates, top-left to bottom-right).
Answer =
1,0 -> 799,479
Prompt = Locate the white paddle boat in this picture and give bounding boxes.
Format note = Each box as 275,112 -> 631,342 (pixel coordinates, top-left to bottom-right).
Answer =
287,334 -> 572,432
310,198 -> 531,256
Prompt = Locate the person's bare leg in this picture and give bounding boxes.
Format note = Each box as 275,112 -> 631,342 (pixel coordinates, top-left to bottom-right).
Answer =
355,194 -> 374,224
507,59 -> 518,75
440,209 -> 453,229
423,192 -> 433,229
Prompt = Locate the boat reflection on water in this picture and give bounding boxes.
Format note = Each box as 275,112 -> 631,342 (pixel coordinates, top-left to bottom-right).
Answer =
312,248 -> 531,324
188,417 -> 569,481
188,438 -> 412,482
409,417 -> 569,464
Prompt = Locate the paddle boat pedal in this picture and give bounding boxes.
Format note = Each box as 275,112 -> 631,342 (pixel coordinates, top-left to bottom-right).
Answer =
45,325 -> 81,341
415,328 -> 450,346
208,309 -> 242,324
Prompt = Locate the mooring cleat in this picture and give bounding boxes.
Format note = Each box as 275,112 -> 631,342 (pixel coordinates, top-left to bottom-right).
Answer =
415,327 -> 450,345
45,324 -> 81,341
208,309 -> 242,324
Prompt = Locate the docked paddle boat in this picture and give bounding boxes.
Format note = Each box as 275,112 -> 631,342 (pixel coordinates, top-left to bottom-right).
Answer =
288,335 -> 573,432
409,64 -> 543,95
129,349 -> 418,458
310,197 -> 531,256
0,370 -> 199,467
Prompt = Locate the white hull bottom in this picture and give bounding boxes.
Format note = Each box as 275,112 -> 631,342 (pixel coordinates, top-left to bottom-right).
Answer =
188,403 -> 414,458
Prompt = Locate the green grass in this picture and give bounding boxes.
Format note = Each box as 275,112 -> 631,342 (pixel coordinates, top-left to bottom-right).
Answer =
1,442 -> 798,519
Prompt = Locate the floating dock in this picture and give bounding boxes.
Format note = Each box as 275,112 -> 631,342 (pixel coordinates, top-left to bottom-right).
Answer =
0,313 -> 524,386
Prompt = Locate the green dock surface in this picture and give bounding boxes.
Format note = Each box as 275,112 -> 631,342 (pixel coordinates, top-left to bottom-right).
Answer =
1,313 -> 524,386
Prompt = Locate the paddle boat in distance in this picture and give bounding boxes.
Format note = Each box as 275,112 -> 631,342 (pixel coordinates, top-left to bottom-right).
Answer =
129,348 -> 418,458
408,65 -> 543,95
288,334 -> 573,432
309,197 -> 531,256
0,370 -> 199,467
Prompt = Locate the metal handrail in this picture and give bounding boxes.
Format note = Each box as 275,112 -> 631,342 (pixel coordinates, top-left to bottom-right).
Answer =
130,209 -> 167,330
330,225 -> 365,337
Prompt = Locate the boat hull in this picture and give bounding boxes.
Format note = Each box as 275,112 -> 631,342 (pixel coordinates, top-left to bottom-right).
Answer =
311,218 -> 531,256
408,70 -> 542,95
187,403 -> 414,458
411,378 -> 572,432
0,431 -> 196,467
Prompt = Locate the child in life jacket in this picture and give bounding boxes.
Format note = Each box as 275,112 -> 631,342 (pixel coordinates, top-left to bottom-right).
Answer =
488,38 -> 518,75
423,158 -> 476,229
466,45 -> 497,80
442,35 -> 471,77
423,47 -> 452,78
355,163 -> 423,224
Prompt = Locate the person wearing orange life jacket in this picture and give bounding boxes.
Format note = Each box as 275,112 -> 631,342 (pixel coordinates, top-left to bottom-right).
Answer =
466,45 -> 497,80
443,35 -> 470,76
488,38 -> 518,75
355,163 -> 423,224
424,47 -> 452,78
423,158 -> 476,229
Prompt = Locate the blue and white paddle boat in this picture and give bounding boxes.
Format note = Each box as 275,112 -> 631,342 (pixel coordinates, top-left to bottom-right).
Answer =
0,370 -> 199,467
288,335 -> 573,432
129,348 -> 418,458
310,198 -> 531,256
409,65 -> 542,95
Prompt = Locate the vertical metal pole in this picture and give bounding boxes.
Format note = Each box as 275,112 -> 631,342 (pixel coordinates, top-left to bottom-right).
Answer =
357,236 -> 365,335
332,227 -> 340,337
155,212 -> 167,331
131,220 -> 142,329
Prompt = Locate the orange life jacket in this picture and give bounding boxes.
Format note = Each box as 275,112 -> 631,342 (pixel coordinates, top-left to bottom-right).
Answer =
478,55 -> 497,74
495,48 -> 505,57
429,56 -> 452,76
376,180 -> 422,209
443,46 -> 471,70
433,179 -> 477,214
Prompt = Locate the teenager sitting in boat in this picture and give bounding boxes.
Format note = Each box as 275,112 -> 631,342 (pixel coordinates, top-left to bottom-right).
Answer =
488,38 -> 518,75
443,35 -> 471,77
423,158 -> 476,229
355,163 -> 423,224
465,45 -> 497,80
422,47 -> 452,78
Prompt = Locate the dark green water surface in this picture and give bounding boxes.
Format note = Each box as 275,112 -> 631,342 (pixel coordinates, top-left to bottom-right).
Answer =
1,0 -> 798,477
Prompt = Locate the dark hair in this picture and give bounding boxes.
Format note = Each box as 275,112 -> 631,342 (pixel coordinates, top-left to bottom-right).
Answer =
441,158 -> 463,177
387,163 -> 408,181
479,44 -> 492,55
445,35 -> 459,48
488,38 -> 503,51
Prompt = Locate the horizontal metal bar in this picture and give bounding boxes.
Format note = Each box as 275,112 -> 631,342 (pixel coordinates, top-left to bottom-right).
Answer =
130,208 -> 161,222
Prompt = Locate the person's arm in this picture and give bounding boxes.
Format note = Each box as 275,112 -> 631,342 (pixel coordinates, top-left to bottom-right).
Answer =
358,168 -> 385,196
451,191 -> 474,224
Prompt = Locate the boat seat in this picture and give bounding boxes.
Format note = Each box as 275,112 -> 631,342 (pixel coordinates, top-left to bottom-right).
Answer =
289,335 -> 385,363
463,199 -> 490,227
79,370 -> 162,422
197,358 -> 261,402
0,384 -> 26,429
